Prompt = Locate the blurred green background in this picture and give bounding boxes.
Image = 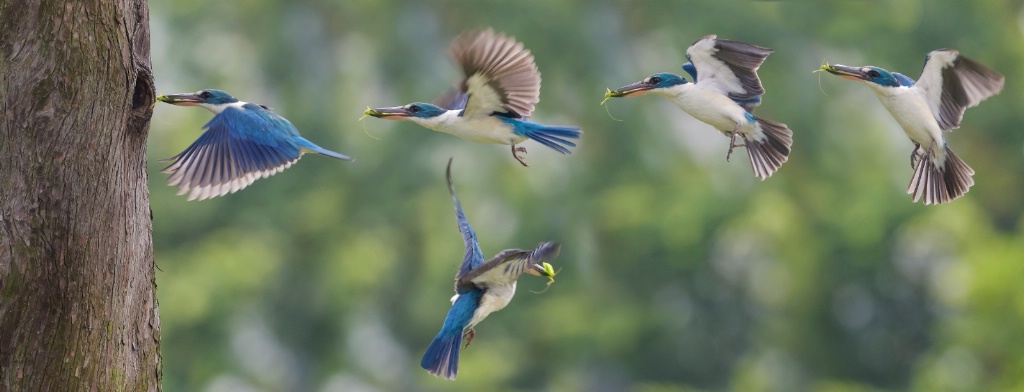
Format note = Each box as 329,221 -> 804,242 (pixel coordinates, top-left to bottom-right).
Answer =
147,1 -> 1024,391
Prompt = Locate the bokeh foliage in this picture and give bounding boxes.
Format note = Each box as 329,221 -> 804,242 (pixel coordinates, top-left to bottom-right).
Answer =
148,1 -> 1024,391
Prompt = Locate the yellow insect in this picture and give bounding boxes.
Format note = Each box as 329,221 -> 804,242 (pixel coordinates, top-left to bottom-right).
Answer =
531,262 -> 560,294
599,88 -> 623,121
813,61 -> 835,96
359,106 -> 381,140
600,88 -> 615,106
359,106 -> 379,121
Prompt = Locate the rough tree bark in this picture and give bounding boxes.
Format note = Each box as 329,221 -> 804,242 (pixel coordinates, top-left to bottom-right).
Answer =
0,0 -> 161,390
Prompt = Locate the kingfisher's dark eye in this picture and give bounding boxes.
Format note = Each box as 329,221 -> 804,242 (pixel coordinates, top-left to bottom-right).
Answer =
199,91 -> 213,99
649,76 -> 662,84
408,105 -> 421,113
867,70 -> 881,78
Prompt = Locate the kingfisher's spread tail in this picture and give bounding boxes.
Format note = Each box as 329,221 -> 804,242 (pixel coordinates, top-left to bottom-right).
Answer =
744,117 -> 792,180
420,328 -> 464,380
420,288 -> 482,380
296,137 -> 354,161
515,122 -> 582,154
908,145 -> 974,205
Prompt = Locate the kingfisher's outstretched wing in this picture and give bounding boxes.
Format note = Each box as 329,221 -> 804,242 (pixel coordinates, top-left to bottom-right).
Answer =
914,49 -> 1004,131
162,104 -> 305,201
446,29 -> 541,119
686,34 -> 773,105
457,242 -> 560,288
681,60 -> 761,112
446,159 -> 486,281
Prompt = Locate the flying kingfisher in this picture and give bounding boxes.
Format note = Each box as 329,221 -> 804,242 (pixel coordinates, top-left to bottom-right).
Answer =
156,89 -> 353,201
605,34 -> 792,180
364,29 -> 582,167
421,158 -> 560,380
822,49 -> 1004,204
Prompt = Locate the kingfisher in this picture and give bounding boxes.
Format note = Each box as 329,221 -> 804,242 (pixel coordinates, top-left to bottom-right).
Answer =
156,89 -> 353,201
604,34 -> 792,180
421,158 -> 560,380
364,29 -> 582,166
822,49 -> 1004,204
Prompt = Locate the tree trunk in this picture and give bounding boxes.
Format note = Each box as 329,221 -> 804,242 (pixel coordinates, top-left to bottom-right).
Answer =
0,0 -> 161,390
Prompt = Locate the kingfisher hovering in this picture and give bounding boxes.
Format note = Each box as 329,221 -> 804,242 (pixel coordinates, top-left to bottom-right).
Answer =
604,35 -> 792,180
364,29 -> 582,166
822,49 -> 1004,204
156,89 -> 353,201
421,158 -> 560,380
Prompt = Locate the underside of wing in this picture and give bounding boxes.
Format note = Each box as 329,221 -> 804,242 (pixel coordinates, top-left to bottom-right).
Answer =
457,242 -> 560,287
448,28 -> 541,118
916,49 -> 1005,131
686,34 -> 773,101
458,249 -> 534,287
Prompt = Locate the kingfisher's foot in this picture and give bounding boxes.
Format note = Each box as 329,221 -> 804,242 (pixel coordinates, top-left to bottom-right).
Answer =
512,145 -> 528,167
726,132 -> 746,162
910,143 -> 923,169
463,329 -> 476,349
919,143 -> 939,168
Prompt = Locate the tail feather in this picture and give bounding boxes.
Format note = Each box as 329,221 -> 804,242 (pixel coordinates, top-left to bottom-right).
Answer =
420,330 -> 463,380
744,117 -> 792,180
296,137 -> 354,161
521,124 -> 582,155
908,145 -> 974,205
313,148 -> 354,161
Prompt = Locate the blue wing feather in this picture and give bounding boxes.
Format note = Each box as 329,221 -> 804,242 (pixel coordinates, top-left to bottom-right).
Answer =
682,62 -> 698,81
733,95 -> 762,113
446,160 -> 486,279
893,72 -> 916,87
228,105 -> 304,152
229,136 -> 253,174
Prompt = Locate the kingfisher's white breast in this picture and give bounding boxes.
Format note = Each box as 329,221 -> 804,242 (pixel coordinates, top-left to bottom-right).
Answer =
467,282 -> 517,329
412,111 -> 527,145
867,84 -> 944,149
660,84 -> 755,135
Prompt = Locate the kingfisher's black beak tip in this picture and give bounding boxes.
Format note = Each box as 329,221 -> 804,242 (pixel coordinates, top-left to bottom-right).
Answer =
821,64 -> 869,81
364,106 -> 412,119
608,81 -> 654,98
157,93 -> 203,106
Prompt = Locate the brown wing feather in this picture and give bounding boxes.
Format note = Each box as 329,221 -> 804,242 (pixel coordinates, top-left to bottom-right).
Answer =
448,28 -> 541,118
937,54 -> 1004,130
455,249 -> 532,291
